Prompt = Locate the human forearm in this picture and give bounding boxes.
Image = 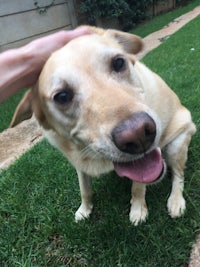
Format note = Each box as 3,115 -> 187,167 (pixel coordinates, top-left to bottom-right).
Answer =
0,27 -> 90,103
0,45 -> 36,102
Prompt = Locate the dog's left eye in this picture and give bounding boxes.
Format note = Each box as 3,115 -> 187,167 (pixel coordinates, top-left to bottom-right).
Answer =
53,90 -> 74,106
111,56 -> 126,73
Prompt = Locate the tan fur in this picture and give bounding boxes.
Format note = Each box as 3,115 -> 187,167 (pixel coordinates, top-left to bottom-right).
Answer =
11,26 -> 196,225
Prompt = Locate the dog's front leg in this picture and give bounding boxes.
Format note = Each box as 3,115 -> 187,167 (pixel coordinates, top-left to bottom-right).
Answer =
75,170 -> 93,222
166,129 -> 194,218
129,182 -> 148,225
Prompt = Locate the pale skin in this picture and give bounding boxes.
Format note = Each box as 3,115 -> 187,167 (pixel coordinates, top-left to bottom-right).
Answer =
0,27 -> 90,103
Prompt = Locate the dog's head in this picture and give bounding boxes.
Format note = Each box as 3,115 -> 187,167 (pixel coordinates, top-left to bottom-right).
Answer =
11,26 -> 165,183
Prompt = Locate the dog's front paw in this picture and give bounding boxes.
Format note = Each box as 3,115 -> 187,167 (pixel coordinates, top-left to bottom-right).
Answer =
167,194 -> 186,218
129,200 -> 148,226
75,203 -> 93,222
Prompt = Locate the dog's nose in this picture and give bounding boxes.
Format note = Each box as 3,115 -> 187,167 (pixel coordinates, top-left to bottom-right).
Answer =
112,112 -> 156,154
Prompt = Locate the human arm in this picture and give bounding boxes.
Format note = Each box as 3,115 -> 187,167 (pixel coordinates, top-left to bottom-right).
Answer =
0,27 -> 90,103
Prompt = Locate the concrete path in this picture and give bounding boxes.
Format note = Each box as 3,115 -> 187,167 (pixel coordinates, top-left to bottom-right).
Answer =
137,5 -> 200,59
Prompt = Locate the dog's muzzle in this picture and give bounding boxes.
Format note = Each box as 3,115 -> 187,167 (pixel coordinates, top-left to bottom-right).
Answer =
111,112 -> 165,183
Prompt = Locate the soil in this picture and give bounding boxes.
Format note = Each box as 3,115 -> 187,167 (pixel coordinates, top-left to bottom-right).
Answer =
0,5 -> 200,265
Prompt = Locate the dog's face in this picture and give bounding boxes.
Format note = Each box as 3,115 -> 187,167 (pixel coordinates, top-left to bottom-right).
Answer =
12,28 -> 165,184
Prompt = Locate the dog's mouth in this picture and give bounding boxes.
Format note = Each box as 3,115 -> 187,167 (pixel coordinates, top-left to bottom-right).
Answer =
113,148 -> 164,184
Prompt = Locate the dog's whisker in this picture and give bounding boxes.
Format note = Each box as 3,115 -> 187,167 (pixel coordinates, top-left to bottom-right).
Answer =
79,146 -> 92,157
80,145 -> 100,160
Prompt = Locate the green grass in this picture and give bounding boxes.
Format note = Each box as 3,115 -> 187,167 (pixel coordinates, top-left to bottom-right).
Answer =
1,14 -> 200,267
131,0 -> 200,37
0,89 -> 26,132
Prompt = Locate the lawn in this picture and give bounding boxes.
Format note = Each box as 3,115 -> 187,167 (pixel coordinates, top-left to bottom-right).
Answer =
131,0 -> 200,37
0,10 -> 200,267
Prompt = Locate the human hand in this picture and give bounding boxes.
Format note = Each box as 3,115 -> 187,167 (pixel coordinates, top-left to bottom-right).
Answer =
27,27 -> 91,76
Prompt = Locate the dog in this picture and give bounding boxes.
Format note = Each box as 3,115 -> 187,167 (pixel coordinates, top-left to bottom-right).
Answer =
10,26 -> 196,225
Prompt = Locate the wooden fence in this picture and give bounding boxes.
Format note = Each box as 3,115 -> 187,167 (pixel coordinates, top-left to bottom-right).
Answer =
0,0 -> 183,52
0,0 -> 77,52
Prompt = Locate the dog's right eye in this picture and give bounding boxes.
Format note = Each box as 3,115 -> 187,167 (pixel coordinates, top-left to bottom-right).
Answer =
53,90 -> 74,106
111,56 -> 126,73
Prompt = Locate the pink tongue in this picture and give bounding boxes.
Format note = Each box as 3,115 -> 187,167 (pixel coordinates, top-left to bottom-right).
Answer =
113,148 -> 163,183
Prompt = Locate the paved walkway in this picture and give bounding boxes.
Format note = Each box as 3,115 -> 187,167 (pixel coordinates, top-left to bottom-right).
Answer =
137,5 -> 200,59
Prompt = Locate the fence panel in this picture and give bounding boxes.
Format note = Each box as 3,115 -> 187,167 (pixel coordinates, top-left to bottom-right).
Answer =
0,0 -> 77,52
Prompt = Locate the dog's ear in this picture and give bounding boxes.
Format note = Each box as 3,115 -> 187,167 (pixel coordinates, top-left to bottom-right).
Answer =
10,87 -> 51,129
10,89 -> 33,127
83,26 -> 143,54
105,29 -> 143,54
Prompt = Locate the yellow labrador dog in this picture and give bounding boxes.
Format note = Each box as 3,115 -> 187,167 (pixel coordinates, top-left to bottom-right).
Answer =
11,27 -> 196,225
